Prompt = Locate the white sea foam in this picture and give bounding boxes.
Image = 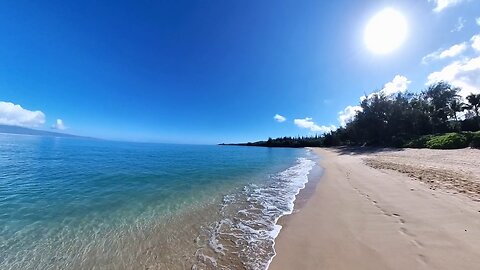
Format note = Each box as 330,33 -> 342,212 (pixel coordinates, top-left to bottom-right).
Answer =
193,156 -> 316,270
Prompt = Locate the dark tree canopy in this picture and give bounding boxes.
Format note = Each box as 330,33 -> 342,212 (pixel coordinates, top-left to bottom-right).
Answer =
225,82 -> 480,148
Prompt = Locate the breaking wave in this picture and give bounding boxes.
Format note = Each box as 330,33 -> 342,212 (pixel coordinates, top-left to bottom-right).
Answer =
193,157 -> 316,270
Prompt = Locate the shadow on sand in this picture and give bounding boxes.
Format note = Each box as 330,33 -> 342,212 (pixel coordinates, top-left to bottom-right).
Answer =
326,146 -> 405,156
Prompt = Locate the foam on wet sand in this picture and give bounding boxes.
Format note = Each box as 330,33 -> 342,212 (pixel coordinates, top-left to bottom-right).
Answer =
269,147 -> 480,270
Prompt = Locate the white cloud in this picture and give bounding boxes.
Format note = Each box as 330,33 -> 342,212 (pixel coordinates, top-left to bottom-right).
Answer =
422,42 -> 467,63
440,42 -> 467,57
362,75 -> 411,101
381,75 -> 411,95
451,17 -> 466,32
0,101 -> 46,127
472,34 -> 480,51
428,0 -> 464,12
425,33 -> 480,97
422,52 -> 439,64
476,17 -> 480,26
293,117 -> 336,133
427,56 -> 480,97
338,106 -> 363,127
273,114 -> 286,123
340,76 -> 409,127
52,119 -> 66,130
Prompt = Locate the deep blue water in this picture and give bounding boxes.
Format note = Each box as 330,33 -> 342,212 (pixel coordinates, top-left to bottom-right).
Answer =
0,134 -> 312,269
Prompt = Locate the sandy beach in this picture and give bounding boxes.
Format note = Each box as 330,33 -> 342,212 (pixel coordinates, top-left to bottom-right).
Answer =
270,147 -> 480,270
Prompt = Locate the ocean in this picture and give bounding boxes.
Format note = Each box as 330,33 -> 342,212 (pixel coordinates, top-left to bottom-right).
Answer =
0,134 -> 318,269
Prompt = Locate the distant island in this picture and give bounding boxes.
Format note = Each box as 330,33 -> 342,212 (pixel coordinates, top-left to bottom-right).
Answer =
222,82 -> 480,150
0,124 -> 84,138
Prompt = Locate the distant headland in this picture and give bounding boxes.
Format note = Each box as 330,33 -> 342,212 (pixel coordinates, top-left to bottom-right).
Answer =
0,124 -> 87,139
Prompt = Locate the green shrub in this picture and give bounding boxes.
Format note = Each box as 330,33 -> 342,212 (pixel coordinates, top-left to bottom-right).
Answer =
404,135 -> 434,148
469,132 -> 480,149
425,133 -> 469,149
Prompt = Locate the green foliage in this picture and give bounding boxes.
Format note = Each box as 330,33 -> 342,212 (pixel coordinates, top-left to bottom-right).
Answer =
226,82 -> 480,149
469,132 -> 480,149
466,93 -> 480,117
224,136 -> 325,148
403,132 -> 480,149
423,82 -> 460,133
425,133 -> 469,149
461,116 -> 480,131
403,135 -> 434,148
334,82 -> 478,147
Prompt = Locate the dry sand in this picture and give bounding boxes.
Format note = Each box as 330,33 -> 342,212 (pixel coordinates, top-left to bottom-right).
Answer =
269,147 -> 480,270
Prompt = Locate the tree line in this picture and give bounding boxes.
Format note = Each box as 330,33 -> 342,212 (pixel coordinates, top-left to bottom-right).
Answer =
225,82 -> 480,148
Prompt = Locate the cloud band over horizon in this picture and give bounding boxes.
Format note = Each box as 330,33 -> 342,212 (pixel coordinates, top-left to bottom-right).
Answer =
0,101 -> 46,128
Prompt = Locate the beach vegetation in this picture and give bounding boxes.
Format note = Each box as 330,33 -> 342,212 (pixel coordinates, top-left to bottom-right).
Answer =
466,93 -> 480,118
225,82 -> 480,150
425,133 -> 469,149
403,135 -> 434,148
469,132 -> 480,149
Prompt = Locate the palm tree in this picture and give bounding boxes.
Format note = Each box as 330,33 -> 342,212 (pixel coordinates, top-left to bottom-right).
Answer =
423,82 -> 460,132
466,93 -> 480,117
448,99 -> 464,122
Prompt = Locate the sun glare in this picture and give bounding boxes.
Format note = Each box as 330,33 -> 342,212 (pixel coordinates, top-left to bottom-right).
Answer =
364,8 -> 408,54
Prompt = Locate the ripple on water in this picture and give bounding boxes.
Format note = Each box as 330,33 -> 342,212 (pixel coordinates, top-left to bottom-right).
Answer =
0,135 -> 312,269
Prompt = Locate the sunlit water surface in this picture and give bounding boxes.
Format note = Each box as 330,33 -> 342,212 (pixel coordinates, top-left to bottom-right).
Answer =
0,134 -> 317,269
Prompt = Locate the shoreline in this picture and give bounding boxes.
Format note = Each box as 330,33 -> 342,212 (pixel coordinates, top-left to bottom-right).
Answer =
267,150 -> 324,269
269,147 -> 480,270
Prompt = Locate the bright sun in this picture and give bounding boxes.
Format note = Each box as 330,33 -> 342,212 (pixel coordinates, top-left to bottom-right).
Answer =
364,8 -> 408,54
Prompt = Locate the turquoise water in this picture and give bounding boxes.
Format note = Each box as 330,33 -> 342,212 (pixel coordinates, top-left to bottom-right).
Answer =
0,134 -> 316,269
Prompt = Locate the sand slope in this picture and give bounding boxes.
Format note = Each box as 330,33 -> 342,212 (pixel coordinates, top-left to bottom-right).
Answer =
269,148 -> 480,270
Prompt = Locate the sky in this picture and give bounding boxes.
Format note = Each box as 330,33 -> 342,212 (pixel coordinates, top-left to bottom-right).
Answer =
0,0 -> 479,144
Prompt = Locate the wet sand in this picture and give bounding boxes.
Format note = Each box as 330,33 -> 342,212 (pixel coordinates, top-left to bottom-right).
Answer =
269,147 -> 480,270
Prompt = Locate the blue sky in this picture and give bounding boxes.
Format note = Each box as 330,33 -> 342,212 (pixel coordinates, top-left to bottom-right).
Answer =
1,0 -> 479,144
